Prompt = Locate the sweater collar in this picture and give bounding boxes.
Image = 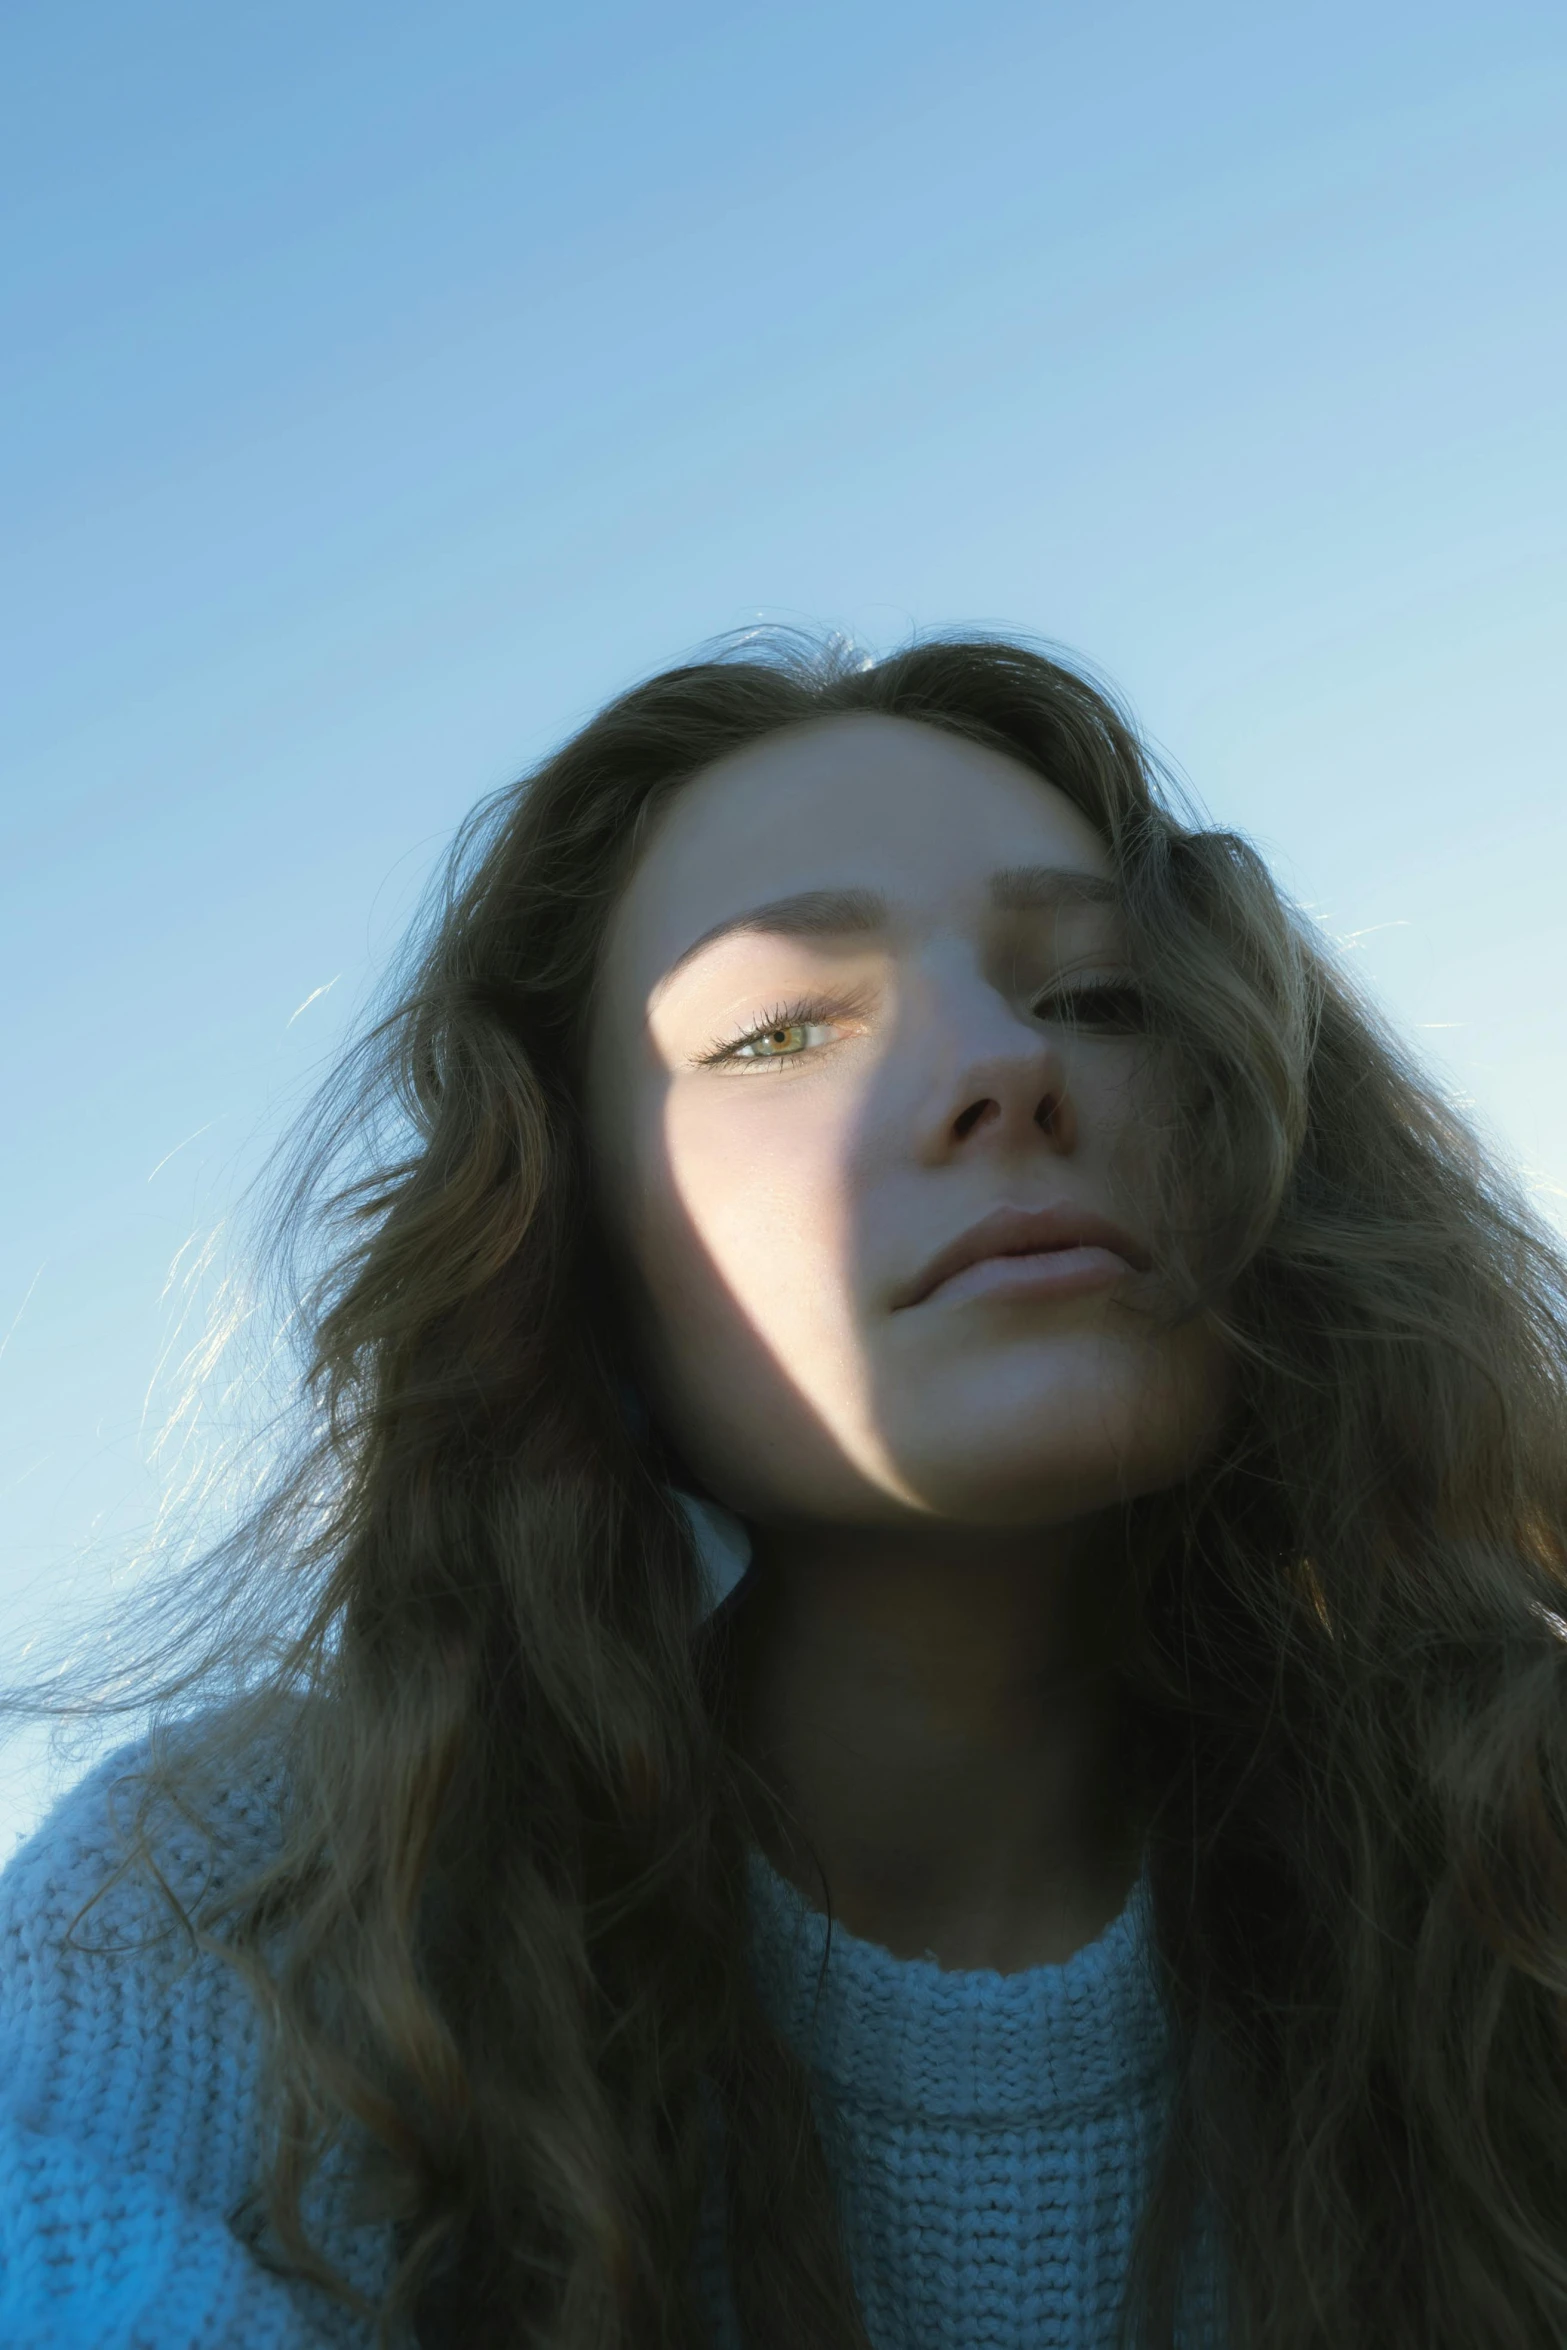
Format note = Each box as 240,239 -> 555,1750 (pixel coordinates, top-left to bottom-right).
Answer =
744,1847 -> 1173,2125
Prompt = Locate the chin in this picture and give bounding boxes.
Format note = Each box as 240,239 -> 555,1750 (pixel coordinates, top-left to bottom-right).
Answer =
890,1367 -> 1223,1525
891,1451 -> 1154,1529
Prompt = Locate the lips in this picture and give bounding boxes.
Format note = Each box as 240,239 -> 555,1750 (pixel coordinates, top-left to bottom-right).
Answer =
896,1204 -> 1151,1310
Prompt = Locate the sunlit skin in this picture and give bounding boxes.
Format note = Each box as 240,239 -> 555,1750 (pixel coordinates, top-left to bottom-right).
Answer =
585,714 -> 1231,1971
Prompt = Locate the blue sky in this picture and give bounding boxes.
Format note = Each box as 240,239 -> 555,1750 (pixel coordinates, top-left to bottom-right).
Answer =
2,0 -> 1564,1838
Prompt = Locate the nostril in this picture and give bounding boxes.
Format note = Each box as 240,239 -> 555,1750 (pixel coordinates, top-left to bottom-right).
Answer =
953,1098 -> 994,1141
1035,1092 -> 1060,1135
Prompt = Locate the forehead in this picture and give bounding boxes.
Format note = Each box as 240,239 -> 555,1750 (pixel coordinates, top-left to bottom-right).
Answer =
606,713 -> 1113,984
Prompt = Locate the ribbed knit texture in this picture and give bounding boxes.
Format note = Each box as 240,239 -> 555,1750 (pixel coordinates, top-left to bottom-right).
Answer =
695,1852 -> 1223,2350
0,1733 -> 1225,2347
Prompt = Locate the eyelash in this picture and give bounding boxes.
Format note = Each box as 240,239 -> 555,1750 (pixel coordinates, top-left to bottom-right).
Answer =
697,995 -> 858,1072
1031,979 -> 1147,1032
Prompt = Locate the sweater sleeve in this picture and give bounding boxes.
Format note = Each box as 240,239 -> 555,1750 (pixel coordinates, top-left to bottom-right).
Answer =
0,2098 -> 345,2349
0,1731 -> 385,2349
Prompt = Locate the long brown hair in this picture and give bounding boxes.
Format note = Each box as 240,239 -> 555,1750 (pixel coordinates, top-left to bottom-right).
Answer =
47,632 -> 1567,2345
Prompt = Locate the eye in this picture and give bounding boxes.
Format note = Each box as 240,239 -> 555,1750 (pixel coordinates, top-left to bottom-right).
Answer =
696,997 -> 865,1072
1032,981 -> 1147,1033
730,1019 -> 839,1061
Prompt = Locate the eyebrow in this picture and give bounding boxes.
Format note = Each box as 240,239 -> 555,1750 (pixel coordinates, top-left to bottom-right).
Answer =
659,865 -> 1118,985
989,865 -> 1119,914
660,886 -> 888,983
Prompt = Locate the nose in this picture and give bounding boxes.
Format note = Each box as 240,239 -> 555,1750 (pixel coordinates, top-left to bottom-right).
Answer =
915,992 -> 1078,1164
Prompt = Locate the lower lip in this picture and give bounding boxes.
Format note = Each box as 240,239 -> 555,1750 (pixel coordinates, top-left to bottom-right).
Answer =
921,1246 -> 1135,1308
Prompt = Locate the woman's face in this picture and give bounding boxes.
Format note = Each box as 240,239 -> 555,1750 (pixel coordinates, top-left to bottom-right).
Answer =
585,713 -> 1229,1531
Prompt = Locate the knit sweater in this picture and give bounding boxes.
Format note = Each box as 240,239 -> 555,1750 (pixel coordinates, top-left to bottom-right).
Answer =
0,1730 -> 1225,2348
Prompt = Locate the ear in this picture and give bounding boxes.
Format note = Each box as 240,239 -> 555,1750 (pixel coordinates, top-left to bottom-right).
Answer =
674,1489 -> 753,1619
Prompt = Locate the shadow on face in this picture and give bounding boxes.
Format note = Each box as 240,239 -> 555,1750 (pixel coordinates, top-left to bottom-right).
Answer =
585,713 -> 1231,1543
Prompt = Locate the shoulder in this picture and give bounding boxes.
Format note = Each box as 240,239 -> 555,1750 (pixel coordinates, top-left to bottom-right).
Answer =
0,1706 -> 293,1986
0,1709 -> 294,2198
0,1710 -> 387,2345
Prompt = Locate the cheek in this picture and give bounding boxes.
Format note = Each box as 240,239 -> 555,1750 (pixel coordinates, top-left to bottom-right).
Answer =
1149,1312 -> 1234,1470
619,1078 -> 944,1518
635,1084 -> 865,1402
1079,1044 -> 1178,1218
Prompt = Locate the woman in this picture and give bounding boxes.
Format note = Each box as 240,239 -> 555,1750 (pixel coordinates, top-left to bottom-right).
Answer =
2,631 -> 1565,2350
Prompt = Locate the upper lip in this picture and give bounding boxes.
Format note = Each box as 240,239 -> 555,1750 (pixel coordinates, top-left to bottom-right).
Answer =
896,1204 -> 1152,1309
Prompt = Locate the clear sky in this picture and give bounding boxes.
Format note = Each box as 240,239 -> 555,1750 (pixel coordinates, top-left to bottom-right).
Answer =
2,0 -> 1565,1841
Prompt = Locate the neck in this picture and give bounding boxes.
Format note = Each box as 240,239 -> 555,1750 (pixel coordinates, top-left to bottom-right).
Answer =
729,1514 -> 1149,1974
